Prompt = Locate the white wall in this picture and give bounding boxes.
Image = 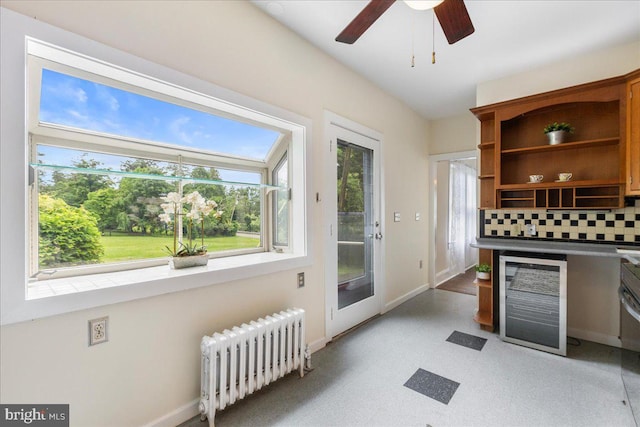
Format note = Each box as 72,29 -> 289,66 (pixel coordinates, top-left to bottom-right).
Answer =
435,160 -> 451,281
0,2 -> 430,426
477,40 -> 640,106
475,41 -> 640,347
429,113 -> 477,155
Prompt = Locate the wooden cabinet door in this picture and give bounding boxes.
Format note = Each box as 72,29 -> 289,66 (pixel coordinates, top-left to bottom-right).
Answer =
629,78 -> 640,194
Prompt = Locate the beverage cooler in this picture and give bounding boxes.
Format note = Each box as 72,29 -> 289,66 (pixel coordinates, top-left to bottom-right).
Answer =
499,252 -> 567,356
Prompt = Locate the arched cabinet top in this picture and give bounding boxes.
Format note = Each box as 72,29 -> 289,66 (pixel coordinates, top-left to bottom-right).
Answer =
471,72 -> 629,121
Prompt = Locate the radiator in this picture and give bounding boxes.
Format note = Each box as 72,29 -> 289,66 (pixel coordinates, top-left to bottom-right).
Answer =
199,308 -> 307,426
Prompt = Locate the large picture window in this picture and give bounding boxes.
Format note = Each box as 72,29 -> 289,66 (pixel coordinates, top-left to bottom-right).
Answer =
26,39 -> 300,286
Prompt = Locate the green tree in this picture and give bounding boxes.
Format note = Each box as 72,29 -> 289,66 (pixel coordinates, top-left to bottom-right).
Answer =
48,155 -> 113,207
227,186 -> 260,232
83,188 -> 121,233
337,144 -> 365,213
183,166 -> 225,200
39,194 -> 103,267
244,214 -> 260,232
118,162 -> 173,234
120,158 -> 162,172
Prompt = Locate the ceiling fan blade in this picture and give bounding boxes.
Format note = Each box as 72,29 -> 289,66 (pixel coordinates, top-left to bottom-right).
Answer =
434,0 -> 475,45
336,0 -> 396,44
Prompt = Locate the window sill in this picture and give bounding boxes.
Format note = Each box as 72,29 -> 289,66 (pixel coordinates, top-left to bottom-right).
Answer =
7,252 -> 309,325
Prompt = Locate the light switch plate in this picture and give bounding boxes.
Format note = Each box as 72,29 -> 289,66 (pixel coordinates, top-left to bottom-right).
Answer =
415,212 -> 421,221
394,212 -> 401,222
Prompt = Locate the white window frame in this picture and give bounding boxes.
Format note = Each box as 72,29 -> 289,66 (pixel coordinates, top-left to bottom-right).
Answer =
0,9 -> 312,325
270,151 -> 290,250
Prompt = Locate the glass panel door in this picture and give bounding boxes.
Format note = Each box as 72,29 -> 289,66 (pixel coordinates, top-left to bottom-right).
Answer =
337,140 -> 374,309
324,113 -> 382,339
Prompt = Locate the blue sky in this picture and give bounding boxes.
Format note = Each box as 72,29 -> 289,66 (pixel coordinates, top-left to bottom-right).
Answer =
38,69 -> 279,184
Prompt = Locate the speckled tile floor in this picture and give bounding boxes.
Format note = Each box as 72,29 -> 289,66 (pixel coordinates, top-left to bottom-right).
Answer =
179,289 -> 639,427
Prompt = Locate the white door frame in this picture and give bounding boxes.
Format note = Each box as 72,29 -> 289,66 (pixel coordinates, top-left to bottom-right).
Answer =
428,150 -> 477,289
324,111 -> 385,340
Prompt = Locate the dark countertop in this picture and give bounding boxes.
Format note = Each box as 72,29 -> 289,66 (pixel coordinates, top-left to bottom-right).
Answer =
472,238 -> 640,264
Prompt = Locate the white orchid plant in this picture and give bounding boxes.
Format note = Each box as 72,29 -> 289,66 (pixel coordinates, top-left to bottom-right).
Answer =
159,191 -> 223,257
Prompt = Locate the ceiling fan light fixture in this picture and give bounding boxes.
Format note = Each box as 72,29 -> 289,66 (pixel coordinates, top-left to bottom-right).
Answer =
403,0 -> 444,11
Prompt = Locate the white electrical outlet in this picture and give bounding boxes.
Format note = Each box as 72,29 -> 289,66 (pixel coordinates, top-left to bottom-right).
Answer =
89,316 -> 109,346
525,224 -> 537,236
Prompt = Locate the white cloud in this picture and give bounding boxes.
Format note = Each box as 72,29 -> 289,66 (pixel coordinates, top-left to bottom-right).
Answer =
95,84 -> 119,112
65,109 -> 89,122
74,88 -> 88,104
44,80 -> 87,104
193,130 -> 213,140
168,116 -> 193,145
102,119 -> 121,131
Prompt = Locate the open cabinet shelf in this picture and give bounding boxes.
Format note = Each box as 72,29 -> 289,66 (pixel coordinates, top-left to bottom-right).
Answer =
500,137 -> 619,155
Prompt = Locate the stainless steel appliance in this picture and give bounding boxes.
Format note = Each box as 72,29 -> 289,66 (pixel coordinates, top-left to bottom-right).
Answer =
621,262 -> 640,351
499,252 -> 567,356
620,261 -> 640,425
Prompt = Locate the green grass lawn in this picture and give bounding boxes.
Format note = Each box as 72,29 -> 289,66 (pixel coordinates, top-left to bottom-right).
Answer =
100,234 -> 260,263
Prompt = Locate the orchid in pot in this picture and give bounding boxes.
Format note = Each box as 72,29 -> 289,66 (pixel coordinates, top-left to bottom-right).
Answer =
159,191 -> 223,269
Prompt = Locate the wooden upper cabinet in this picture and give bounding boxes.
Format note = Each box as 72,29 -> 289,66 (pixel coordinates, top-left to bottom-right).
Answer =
476,111 -> 496,209
471,72 -> 637,209
628,72 -> 640,195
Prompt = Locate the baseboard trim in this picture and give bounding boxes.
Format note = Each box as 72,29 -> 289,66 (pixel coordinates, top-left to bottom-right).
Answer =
435,268 -> 455,287
383,283 -> 430,313
308,336 -> 328,354
143,398 -> 200,427
567,327 -> 621,348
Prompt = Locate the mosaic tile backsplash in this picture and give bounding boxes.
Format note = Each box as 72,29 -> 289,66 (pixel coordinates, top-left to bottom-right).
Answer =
480,202 -> 640,246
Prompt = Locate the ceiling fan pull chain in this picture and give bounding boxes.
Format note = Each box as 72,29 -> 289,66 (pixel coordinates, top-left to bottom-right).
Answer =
411,14 -> 416,68
432,11 -> 436,64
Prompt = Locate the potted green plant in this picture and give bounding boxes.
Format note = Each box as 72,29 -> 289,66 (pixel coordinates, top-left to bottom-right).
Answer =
475,263 -> 491,280
543,122 -> 574,145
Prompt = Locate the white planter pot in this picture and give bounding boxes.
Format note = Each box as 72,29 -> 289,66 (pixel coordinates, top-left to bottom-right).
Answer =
476,271 -> 490,280
170,254 -> 209,269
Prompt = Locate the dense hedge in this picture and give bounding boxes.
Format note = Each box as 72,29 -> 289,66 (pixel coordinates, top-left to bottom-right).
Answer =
39,194 -> 104,267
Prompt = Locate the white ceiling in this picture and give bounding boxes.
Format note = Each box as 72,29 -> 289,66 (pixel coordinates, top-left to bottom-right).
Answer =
252,0 -> 640,119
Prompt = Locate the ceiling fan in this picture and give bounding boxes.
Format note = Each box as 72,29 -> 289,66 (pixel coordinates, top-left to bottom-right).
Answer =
336,0 -> 474,45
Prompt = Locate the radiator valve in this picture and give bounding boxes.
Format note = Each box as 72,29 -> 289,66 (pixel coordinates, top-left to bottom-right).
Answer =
304,344 -> 313,371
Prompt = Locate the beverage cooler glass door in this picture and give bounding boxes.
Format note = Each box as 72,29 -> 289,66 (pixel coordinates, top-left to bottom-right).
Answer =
499,255 -> 567,356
